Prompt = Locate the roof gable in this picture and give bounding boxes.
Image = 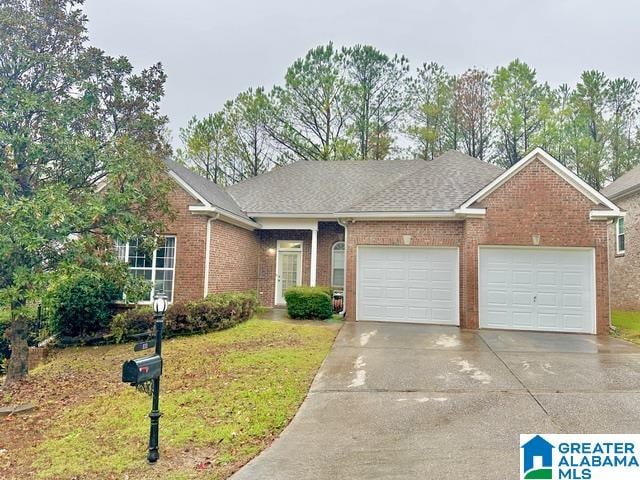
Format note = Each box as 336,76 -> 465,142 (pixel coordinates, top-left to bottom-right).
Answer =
459,148 -> 620,215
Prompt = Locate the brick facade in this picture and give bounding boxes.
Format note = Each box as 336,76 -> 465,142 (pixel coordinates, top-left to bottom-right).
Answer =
608,192 -> 640,310
163,185 -> 209,302
344,159 -> 610,334
166,158 -> 610,334
208,220 -> 260,295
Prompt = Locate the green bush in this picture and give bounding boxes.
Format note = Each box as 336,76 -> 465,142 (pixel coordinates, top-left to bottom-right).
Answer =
110,291 -> 259,343
284,286 -> 333,320
110,307 -> 154,343
47,269 -> 121,337
0,310 -> 10,374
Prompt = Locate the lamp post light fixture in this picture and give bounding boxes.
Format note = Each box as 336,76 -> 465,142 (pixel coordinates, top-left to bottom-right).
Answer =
148,291 -> 168,463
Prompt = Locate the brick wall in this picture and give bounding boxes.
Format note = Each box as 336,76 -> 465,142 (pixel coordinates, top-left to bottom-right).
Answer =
317,222 -> 345,288
343,158 -> 610,334
608,192 -> 640,309
345,221 -> 464,320
208,220 -> 260,295
162,186 -> 208,302
470,158 -> 610,334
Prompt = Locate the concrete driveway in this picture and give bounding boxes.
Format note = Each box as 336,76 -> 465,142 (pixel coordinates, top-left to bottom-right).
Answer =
231,322 -> 640,480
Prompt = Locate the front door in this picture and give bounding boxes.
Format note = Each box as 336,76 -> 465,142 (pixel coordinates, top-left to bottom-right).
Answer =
275,241 -> 303,305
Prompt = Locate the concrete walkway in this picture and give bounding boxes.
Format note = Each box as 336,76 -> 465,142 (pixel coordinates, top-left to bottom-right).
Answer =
231,322 -> 640,480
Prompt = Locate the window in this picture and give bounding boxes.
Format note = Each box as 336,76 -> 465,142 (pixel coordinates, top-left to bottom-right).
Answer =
331,241 -> 345,289
116,236 -> 176,302
616,217 -> 626,254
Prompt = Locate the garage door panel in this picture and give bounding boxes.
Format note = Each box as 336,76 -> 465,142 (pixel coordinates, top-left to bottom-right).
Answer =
479,247 -> 594,334
357,247 -> 458,325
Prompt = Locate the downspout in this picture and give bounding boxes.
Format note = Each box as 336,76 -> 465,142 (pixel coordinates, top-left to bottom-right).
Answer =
337,219 -> 348,315
203,214 -> 220,297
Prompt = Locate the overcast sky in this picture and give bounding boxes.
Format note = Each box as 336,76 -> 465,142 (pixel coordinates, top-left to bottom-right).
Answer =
85,0 -> 639,148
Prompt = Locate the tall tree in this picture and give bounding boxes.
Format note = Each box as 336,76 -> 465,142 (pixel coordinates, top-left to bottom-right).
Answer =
492,59 -> 551,166
341,45 -> 410,160
224,87 -> 280,183
570,70 -> 609,189
0,0 -> 171,383
268,43 -> 355,161
606,77 -> 639,180
178,112 -> 229,184
454,69 -> 492,160
406,62 -> 455,159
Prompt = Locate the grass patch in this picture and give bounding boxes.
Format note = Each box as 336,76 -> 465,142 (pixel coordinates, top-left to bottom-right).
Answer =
0,318 -> 338,479
611,310 -> 640,344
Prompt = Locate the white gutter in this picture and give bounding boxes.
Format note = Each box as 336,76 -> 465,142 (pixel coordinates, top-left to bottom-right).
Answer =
337,219 -> 348,316
203,214 -> 219,297
590,209 -> 624,220
189,205 -> 260,230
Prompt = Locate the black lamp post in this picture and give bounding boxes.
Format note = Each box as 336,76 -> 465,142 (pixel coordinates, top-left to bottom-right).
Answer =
148,292 -> 168,463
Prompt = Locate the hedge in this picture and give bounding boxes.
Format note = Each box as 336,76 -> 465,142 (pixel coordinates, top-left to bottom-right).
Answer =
110,291 -> 259,343
47,269 -> 121,337
284,286 -> 333,320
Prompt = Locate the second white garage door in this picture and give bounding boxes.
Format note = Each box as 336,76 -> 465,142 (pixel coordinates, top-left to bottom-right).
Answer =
357,247 -> 459,324
479,247 -> 595,334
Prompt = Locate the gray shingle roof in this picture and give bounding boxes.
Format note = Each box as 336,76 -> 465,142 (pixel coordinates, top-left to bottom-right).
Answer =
164,159 -> 249,220
226,151 -> 503,215
342,151 -> 504,213
601,164 -> 640,200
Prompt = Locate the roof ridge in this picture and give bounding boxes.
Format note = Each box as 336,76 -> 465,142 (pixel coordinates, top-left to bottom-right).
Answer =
339,160 -> 431,212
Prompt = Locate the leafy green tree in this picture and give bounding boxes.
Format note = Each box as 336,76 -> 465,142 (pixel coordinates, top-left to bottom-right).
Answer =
0,0 -> 171,384
569,70 -> 609,189
406,62 -> 454,159
492,60 -> 551,166
606,77 -> 639,180
341,45 -> 410,160
268,43 -> 356,161
224,87 -> 281,182
178,113 -> 229,184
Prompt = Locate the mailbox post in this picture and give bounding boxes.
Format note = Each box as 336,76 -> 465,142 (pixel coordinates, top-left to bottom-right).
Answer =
148,292 -> 168,463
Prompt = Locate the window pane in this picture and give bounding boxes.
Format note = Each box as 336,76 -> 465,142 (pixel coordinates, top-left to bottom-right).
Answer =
619,218 -> 625,233
155,269 -> 174,302
279,241 -> 302,250
619,235 -> 625,252
156,237 -> 176,269
333,250 -> 345,268
333,268 -> 344,287
129,239 -> 152,268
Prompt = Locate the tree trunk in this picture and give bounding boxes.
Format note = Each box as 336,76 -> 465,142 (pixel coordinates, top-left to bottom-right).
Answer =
4,313 -> 29,385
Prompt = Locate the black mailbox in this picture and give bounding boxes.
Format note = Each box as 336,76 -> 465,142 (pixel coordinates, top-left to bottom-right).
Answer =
122,354 -> 162,385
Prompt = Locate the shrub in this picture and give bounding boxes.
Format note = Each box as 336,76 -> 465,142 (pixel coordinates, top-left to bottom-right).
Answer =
47,269 -> 121,337
0,311 -> 10,374
110,307 -> 154,343
110,291 -> 259,342
284,286 -> 333,320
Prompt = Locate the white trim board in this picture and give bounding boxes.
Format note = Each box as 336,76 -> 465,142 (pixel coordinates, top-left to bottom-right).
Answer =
459,148 -> 621,217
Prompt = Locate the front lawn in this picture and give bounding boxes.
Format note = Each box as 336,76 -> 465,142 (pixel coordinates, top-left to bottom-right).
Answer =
0,318 -> 338,479
611,310 -> 640,344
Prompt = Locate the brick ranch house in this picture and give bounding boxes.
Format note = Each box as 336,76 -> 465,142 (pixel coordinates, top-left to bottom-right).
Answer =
602,165 -> 640,310
119,148 -> 622,334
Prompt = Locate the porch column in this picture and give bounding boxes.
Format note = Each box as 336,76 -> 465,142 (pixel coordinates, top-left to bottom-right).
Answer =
310,226 -> 318,286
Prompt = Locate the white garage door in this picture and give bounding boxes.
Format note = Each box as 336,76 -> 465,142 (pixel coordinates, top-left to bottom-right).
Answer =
479,247 -> 595,333
357,247 -> 459,324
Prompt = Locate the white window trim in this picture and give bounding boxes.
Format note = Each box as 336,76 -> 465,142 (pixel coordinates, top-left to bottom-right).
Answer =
616,218 -> 626,255
118,236 -> 177,303
331,241 -> 345,289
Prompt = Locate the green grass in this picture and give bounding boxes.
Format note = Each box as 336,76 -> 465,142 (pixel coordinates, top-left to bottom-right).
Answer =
611,310 -> 640,344
0,318 -> 338,480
